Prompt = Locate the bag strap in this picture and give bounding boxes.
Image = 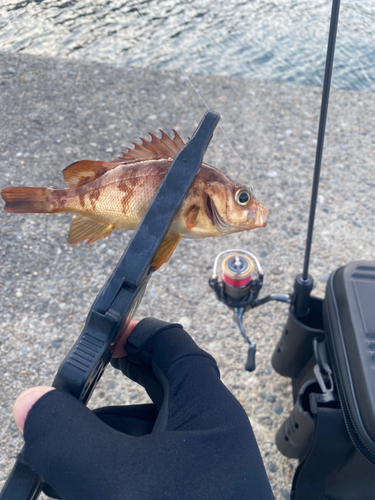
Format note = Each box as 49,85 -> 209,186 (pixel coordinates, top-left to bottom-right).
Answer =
291,405 -> 352,500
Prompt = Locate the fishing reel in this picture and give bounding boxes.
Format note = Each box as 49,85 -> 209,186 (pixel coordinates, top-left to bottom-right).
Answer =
209,249 -> 291,372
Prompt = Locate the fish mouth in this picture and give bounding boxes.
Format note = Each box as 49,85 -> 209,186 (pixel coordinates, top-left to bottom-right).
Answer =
254,204 -> 268,227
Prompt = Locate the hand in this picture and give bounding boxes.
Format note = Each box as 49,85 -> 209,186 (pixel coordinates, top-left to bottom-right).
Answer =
13,386 -> 54,434
13,318 -> 139,433
13,319 -> 274,500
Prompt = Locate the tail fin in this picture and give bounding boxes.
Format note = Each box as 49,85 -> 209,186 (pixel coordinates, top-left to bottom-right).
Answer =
1,186 -> 52,213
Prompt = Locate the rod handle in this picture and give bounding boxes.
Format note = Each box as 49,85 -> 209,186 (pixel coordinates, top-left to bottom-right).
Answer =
293,274 -> 314,318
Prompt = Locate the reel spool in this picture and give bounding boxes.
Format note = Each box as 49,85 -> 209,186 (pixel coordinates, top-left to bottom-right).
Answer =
221,253 -> 254,301
209,249 -> 263,309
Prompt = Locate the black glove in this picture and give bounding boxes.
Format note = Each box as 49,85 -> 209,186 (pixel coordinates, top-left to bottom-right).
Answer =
22,318 -> 274,500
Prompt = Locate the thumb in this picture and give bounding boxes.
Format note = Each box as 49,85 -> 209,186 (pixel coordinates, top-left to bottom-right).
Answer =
13,386 -> 55,433
19,389 -> 137,500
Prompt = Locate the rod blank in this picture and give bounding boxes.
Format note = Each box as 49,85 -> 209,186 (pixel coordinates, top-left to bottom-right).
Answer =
302,0 -> 341,280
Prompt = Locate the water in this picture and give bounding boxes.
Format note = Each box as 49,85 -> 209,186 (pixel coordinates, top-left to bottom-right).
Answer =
1,0 -> 375,92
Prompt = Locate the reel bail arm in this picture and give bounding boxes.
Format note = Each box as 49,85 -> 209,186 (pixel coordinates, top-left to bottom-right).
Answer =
252,293 -> 292,308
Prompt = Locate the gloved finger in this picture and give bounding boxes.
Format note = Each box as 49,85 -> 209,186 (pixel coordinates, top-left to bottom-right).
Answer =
112,318 -> 255,439
93,404 -> 158,436
122,318 -> 248,434
112,318 -> 139,358
13,386 -> 55,433
111,356 -> 163,409
111,318 -> 186,409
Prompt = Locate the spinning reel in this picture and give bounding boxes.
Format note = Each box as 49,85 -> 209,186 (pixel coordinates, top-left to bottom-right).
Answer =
209,249 -> 290,371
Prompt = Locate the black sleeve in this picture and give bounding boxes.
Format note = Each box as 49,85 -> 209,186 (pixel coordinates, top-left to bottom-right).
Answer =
22,319 -> 274,500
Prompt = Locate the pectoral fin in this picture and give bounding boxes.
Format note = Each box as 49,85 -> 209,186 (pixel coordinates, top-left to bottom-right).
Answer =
186,205 -> 200,231
151,233 -> 182,271
68,216 -> 114,244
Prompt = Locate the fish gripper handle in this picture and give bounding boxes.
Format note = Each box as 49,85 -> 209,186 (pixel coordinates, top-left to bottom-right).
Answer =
0,110 -> 220,500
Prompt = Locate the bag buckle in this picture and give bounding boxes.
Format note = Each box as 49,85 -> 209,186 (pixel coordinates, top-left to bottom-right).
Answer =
312,339 -> 336,404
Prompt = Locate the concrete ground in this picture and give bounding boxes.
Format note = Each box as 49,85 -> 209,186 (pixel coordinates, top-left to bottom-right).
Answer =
0,51 -> 374,499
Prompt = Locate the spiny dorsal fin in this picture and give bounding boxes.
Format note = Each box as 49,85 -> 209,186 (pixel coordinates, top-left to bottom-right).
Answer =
117,129 -> 185,162
68,216 -> 114,244
63,160 -> 120,188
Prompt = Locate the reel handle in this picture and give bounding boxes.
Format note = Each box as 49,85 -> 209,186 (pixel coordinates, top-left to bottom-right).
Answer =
245,344 -> 256,372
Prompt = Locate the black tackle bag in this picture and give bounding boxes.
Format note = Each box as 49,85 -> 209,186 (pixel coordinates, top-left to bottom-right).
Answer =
275,261 -> 375,500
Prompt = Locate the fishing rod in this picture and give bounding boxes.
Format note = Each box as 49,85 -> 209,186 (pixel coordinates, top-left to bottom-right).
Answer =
294,0 -> 341,318
209,0 -> 341,371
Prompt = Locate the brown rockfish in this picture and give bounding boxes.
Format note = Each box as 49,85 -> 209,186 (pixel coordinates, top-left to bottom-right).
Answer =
1,130 -> 268,269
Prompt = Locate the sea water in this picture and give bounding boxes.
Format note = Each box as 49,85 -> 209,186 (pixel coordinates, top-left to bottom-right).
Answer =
1,0 -> 374,91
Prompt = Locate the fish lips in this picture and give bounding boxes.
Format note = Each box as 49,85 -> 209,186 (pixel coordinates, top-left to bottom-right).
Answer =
249,204 -> 268,228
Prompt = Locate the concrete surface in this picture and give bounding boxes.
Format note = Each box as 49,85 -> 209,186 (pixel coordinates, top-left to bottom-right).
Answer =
0,51 -> 374,499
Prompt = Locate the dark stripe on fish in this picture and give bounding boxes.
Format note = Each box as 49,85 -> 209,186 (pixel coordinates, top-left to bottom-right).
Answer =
204,195 -> 229,234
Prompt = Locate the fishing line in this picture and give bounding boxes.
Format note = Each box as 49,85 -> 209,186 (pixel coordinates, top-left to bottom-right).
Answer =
135,5 -> 254,189
176,0 -> 257,186
161,45 -> 254,189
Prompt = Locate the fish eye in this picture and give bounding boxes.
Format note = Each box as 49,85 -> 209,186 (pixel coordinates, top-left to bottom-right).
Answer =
235,188 -> 251,206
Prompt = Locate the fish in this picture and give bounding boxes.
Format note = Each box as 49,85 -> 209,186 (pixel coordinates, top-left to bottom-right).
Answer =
0,130 -> 268,270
